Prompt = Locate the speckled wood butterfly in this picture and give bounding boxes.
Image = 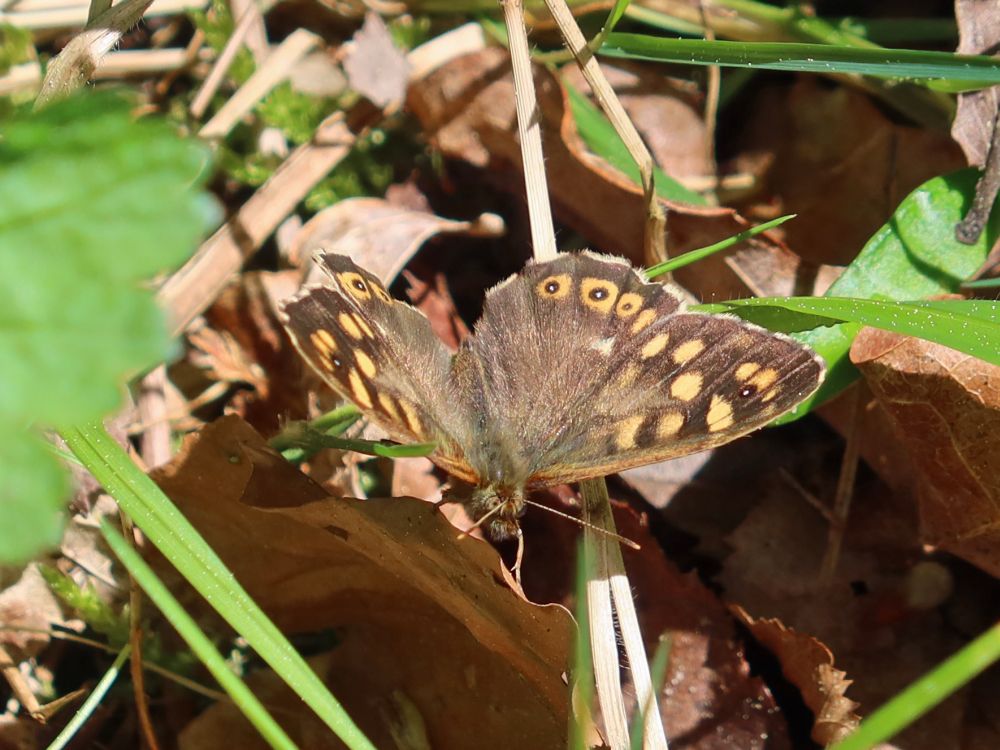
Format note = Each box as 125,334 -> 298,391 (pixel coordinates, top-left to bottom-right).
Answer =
280,251 -> 825,539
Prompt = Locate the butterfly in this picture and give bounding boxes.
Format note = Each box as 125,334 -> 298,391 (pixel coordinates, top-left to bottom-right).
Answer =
279,251 -> 825,540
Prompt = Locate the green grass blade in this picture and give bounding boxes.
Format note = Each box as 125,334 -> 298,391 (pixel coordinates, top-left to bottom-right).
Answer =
599,35 -> 1000,85
322,436 -> 437,459
711,297 -> 1000,366
645,214 -> 796,278
100,523 -> 297,750
603,0 -> 631,33
61,422 -> 376,750
46,644 -> 131,750
829,623 -> 1000,750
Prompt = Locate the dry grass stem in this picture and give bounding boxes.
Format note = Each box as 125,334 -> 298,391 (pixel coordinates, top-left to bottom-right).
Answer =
543,0 -> 667,264
189,5 -> 263,119
502,0 -> 557,261
1,0 -> 207,32
199,28 -> 321,139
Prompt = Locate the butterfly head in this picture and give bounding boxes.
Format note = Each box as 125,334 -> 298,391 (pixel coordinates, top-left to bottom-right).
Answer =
469,484 -> 526,540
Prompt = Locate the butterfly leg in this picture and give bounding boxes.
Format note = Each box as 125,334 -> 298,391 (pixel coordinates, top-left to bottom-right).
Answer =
512,527 -> 525,587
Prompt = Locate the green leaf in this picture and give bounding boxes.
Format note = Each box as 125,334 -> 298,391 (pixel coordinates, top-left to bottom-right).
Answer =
0,93 -> 215,427
0,433 -> 67,563
0,24 -> 33,74
598,34 -> 1000,86
0,92 -> 215,562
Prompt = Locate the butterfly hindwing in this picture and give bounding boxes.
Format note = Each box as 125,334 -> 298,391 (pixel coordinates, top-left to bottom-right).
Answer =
279,254 -> 478,483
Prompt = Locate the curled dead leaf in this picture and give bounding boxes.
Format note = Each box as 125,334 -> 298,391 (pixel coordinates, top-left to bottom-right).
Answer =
289,197 -> 504,284
151,416 -> 573,748
733,607 -> 861,746
851,327 -> 1000,577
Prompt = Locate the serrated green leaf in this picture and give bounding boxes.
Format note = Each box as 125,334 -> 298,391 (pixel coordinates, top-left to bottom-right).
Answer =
0,433 -> 67,563
0,93 -> 215,426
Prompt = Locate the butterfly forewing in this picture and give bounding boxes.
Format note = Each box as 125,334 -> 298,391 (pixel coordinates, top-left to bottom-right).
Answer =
458,252 -> 824,489
528,312 -> 824,486
279,254 -> 477,481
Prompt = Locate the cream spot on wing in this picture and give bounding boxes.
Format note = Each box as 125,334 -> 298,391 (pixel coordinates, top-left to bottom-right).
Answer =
707,395 -> 733,432
590,337 -> 615,356
580,278 -> 619,313
640,332 -> 670,359
355,349 -> 376,378
351,312 -> 375,339
657,411 -> 684,438
347,368 -> 373,408
378,392 -> 398,420
749,367 -> 779,391
761,388 -> 779,403
672,339 -> 705,364
670,372 -> 703,402
398,398 -> 423,436
631,308 -> 656,334
615,415 -> 645,450
735,362 -> 761,381
310,329 -> 337,355
339,312 -> 364,340
615,292 -> 643,318
619,362 -> 640,388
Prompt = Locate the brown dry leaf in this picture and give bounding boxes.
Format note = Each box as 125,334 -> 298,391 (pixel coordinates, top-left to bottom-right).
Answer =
190,271 -> 308,434
731,77 -> 965,267
288,196 -> 504,283
152,416 -> 573,749
952,0 -> 1000,167
851,327 -> 1000,578
408,47 -> 792,300
951,0 -> 1000,245
725,243 -> 843,298
342,12 -> 410,109
733,608 -> 860,746
401,268 -> 470,351
0,565 -> 65,659
0,714 -> 38,750
717,478 -> 987,750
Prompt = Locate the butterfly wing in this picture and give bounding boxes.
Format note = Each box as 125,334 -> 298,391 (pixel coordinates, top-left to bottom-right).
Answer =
279,253 -> 478,484
463,252 -> 824,488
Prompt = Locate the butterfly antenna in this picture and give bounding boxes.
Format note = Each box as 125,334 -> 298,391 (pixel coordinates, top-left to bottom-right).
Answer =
456,501 -> 507,540
521,498 -> 641,550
